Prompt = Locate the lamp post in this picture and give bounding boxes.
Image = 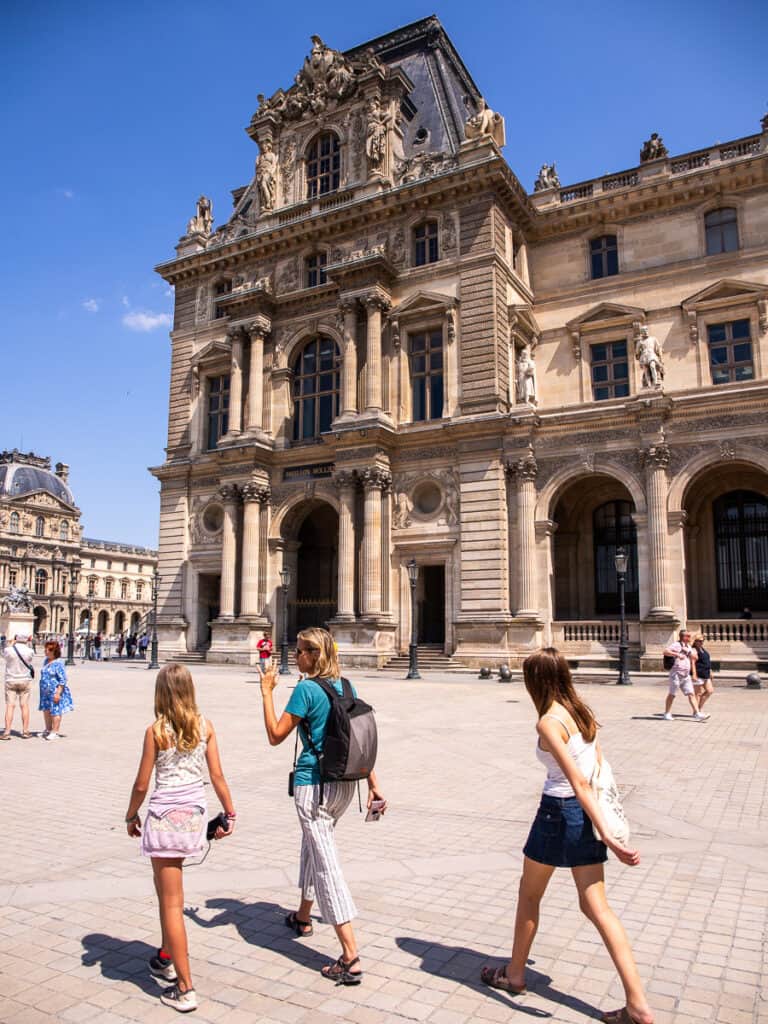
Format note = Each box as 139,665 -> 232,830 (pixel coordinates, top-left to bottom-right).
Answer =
65,558 -> 81,667
279,566 -> 291,675
84,598 -> 92,661
148,568 -> 160,670
615,546 -> 631,685
406,560 -> 421,680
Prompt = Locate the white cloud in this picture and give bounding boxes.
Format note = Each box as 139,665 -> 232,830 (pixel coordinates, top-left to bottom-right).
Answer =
82,298 -> 100,313
121,295 -> 130,307
57,188 -> 74,200
122,310 -> 172,332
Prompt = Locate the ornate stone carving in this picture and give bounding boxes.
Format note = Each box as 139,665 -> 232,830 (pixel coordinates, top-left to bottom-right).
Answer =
186,195 -> 213,236
758,299 -> 768,336
363,292 -> 391,315
277,256 -> 300,293
394,150 -> 458,185
256,140 -> 278,211
640,133 -> 668,162
392,491 -> 413,528
2,585 -> 33,613
365,97 -> 392,175
442,210 -> 457,252
719,441 -> 736,459
516,346 -> 537,405
333,469 -> 357,490
241,482 -> 271,503
218,483 -> 241,504
389,226 -> 406,266
639,441 -> 671,470
635,326 -> 664,388
463,99 -> 505,147
506,449 -> 538,483
279,137 -> 297,206
533,163 -> 560,191
195,283 -> 208,324
360,466 -> 392,492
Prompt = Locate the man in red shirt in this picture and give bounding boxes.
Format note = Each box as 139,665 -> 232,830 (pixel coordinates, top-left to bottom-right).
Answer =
256,632 -> 273,670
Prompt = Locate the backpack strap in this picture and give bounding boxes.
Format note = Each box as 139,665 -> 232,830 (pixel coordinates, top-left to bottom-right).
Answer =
12,645 -> 33,676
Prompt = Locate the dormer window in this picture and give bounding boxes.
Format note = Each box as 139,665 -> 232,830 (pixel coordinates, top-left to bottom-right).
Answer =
306,133 -> 340,198
305,253 -> 328,288
413,221 -> 439,266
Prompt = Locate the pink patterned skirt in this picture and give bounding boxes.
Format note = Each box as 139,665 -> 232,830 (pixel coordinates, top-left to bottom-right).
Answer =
141,781 -> 207,860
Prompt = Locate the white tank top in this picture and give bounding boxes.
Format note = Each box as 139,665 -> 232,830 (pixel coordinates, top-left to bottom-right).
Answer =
155,716 -> 208,790
536,712 -> 597,798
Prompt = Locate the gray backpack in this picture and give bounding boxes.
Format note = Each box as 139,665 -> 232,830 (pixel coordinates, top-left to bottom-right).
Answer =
302,677 -> 378,801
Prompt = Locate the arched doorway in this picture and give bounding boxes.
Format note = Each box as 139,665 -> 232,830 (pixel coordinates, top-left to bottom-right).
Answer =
552,475 -> 638,620
114,610 -> 126,634
130,611 -> 141,633
284,501 -> 339,638
33,605 -> 47,634
97,610 -> 109,634
79,609 -> 90,626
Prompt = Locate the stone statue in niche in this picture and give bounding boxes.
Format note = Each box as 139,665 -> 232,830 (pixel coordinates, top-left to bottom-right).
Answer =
365,97 -> 391,174
516,346 -> 537,404
256,140 -> 278,211
186,195 -> 213,236
392,491 -> 413,529
635,326 -> 664,388
464,99 -> 505,147
640,132 -> 668,162
534,163 -> 560,191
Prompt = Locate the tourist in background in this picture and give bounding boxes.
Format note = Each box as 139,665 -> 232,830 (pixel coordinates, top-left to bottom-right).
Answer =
1,634 -> 35,740
39,639 -> 73,740
662,629 -> 708,721
117,633 -> 125,658
692,635 -> 714,712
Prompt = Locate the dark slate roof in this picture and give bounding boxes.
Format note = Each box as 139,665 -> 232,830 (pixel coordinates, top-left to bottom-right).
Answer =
345,15 -> 483,158
0,463 -> 75,506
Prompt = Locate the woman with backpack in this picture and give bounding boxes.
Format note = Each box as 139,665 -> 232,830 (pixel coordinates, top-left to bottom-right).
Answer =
480,648 -> 653,1024
258,626 -> 385,986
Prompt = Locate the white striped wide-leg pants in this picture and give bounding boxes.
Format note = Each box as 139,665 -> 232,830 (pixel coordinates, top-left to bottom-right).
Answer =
294,781 -> 358,925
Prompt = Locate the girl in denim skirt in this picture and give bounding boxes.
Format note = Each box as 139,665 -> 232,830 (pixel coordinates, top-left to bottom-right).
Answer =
481,648 -> 653,1024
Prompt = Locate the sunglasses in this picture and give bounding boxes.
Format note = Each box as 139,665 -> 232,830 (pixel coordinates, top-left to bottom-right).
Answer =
295,647 -> 319,656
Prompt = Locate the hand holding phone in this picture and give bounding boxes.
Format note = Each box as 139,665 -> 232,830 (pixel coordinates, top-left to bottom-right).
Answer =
365,799 -> 387,822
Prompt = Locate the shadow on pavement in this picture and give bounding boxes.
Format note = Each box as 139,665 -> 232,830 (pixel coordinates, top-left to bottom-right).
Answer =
81,933 -> 160,994
397,936 -> 602,1020
185,897 -> 329,971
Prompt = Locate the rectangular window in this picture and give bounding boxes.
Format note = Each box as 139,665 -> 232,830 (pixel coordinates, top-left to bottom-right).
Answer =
705,208 -> 739,255
105,580 -> 113,598
8,569 -> 17,586
88,578 -> 96,597
410,329 -> 444,421
207,374 -> 230,449
413,222 -> 439,267
591,340 -> 629,401
306,253 -> 327,288
590,235 -> 619,279
708,319 -> 754,385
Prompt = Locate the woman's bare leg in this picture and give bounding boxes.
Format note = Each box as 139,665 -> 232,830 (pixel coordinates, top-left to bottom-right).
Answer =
572,863 -> 653,1024
503,856 -> 555,987
152,859 -> 193,992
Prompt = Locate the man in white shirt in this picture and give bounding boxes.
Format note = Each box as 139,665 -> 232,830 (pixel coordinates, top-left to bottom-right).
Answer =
662,628 -> 708,721
2,635 -> 35,739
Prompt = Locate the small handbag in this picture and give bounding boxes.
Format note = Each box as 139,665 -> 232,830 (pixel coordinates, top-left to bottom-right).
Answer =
590,755 -> 630,847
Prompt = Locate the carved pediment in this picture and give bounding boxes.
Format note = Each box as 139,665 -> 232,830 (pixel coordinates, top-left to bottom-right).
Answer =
7,491 -> 76,513
566,302 -> 646,331
681,278 -> 768,310
190,339 -> 232,371
509,303 -> 541,350
391,290 -> 457,321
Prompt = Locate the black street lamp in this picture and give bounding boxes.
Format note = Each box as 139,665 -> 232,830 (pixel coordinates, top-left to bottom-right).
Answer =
406,560 -> 421,680
148,568 -> 160,670
84,598 -> 92,661
65,558 -> 81,667
279,567 -> 291,675
615,547 -> 632,685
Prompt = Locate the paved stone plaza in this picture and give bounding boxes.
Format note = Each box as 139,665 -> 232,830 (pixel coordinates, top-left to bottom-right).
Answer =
1,661 -> 767,1023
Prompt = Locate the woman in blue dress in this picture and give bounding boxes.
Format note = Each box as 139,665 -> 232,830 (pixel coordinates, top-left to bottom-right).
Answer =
39,640 -> 73,740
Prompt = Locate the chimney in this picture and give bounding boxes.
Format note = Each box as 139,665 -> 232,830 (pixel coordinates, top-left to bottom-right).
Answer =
55,462 -> 70,483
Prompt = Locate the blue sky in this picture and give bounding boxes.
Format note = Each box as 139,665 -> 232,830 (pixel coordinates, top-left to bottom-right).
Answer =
1,0 -> 764,548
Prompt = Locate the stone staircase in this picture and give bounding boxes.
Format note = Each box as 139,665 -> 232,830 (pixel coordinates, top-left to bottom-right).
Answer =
380,644 -> 455,673
173,651 -> 207,665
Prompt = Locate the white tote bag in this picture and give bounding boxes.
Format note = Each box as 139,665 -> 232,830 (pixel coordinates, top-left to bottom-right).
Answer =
590,756 -> 630,847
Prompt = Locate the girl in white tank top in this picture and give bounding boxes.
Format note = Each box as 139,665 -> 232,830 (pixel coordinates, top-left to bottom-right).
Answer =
480,648 -> 653,1024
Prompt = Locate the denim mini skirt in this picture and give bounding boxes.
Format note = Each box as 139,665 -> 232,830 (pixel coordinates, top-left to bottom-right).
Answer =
523,794 -> 607,868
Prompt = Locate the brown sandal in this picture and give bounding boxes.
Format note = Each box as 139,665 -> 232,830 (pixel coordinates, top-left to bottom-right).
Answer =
480,965 -> 526,994
601,1010 -> 643,1024
321,955 -> 362,985
284,911 -> 313,937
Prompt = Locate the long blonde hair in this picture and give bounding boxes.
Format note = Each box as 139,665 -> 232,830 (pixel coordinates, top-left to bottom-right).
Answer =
297,627 -> 340,680
522,647 -> 598,743
152,663 -> 201,752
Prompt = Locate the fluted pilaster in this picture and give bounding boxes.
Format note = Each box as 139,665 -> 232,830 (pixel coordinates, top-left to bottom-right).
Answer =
360,466 -> 391,616
363,295 -> 390,412
507,451 -> 538,617
218,484 -> 241,618
641,441 -> 673,615
246,320 -> 269,433
227,329 -> 244,436
333,470 -> 357,619
240,482 -> 271,616
339,300 -> 359,417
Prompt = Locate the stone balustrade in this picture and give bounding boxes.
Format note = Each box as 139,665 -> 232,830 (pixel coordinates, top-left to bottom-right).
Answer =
696,620 -> 768,645
554,620 -> 641,645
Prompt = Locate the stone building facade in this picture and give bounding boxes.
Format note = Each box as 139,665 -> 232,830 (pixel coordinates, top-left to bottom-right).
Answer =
0,451 -> 157,638
152,17 -> 768,669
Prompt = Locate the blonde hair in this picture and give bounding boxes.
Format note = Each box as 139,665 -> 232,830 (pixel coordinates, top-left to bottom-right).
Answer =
522,647 -> 598,743
152,663 -> 201,752
297,627 -> 340,680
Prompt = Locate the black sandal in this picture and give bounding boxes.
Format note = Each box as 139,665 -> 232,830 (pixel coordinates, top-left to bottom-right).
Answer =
321,955 -> 363,985
284,911 -> 313,937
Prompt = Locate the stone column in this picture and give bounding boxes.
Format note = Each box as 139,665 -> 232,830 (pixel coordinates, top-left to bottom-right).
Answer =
334,470 -> 357,620
339,300 -> 359,417
360,466 -> 391,617
218,484 -> 240,619
227,328 -> 244,436
507,450 -> 539,618
240,482 -> 270,616
246,320 -> 269,433
363,295 -> 390,413
642,440 -> 673,616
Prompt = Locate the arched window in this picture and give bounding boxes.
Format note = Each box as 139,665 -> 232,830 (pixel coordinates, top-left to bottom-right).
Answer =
60,520 -> 69,541
413,221 -> 439,266
35,569 -> 48,595
713,490 -> 768,612
593,501 -> 638,614
9,512 -> 20,534
305,252 -> 327,288
410,329 -> 444,421
306,133 -> 340,198
35,516 -> 44,538
292,336 -> 341,441
705,208 -> 739,256
590,235 -> 619,279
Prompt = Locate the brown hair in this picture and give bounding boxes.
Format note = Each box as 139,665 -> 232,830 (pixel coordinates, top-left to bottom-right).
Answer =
45,640 -> 62,659
522,647 -> 598,742
152,663 -> 201,752
297,627 -> 340,680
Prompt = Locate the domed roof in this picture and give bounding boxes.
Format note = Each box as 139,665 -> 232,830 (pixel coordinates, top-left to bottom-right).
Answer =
0,462 -> 75,506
